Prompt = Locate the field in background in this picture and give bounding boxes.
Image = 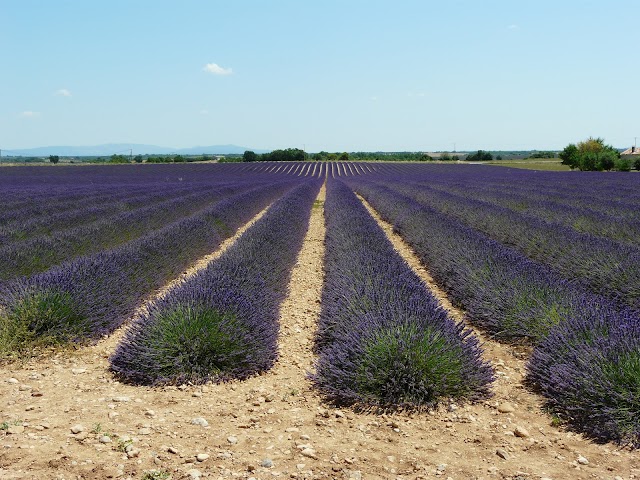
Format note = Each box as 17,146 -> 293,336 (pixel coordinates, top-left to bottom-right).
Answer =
487,158 -> 571,171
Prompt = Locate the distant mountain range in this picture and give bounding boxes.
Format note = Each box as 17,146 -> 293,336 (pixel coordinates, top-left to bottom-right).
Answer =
3,143 -> 268,157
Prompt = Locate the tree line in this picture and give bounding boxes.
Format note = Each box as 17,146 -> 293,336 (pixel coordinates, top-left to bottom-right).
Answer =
560,137 -> 639,171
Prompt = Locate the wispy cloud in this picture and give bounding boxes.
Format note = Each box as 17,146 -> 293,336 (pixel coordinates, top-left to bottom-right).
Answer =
370,96 -> 378,101
508,24 -> 518,30
200,109 -> 209,115
203,63 -> 233,75
20,111 -> 41,118
55,88 -> 72,97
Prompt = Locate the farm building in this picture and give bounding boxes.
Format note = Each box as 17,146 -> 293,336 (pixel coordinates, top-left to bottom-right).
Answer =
621,146 -> 640,160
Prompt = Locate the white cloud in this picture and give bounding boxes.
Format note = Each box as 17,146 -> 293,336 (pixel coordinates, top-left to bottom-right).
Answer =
55,88 -> 72,97
508,24 -> 518,30
203,63 -> 233,75
370,96 -> 378,101
20,111 -> 41,118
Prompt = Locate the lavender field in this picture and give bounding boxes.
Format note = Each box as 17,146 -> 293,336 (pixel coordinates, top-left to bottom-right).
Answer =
1,162 -> 639,450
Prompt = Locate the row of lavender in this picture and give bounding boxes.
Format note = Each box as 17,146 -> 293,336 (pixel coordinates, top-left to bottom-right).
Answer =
312,179 -> 493,407
0,182 -> 260,281
0,183 -> 215,242
348,177 -> 640,446
381,180 -> 640,312
0,180 -> 295,355
110,179 -> 321,385
425,181 -> 640,241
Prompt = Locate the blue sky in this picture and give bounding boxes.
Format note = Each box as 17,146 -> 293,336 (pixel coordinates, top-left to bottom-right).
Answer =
1,0 -> 638,152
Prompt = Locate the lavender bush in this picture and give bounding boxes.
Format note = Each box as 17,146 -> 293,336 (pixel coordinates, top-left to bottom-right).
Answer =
110,180 -> 321,385
0,182 -> 293,357
0,184 -> 255,281
311,179 -> 493,408
527,308 -> 640,447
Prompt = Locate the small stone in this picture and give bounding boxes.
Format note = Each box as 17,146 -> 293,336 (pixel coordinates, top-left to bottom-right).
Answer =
301,448 -> 317,459
196,453 -> 209,462
497,402 -> 515,413
437,464 -> 447,472
261,458 -> 274,468
7,425 -> 25,435
31,390 -> 43,397
7,378 -> 18,384
127,448 -> 141,458
227,436 -> 238,444
144,410 -> 156,417
496,448 -> 509,460
514,426 -> 530,438
25,405 -> 35,411
71,368 -> 87,374
191,417 -> 208,427
168,446 -> 179,454
99,435 -> 112,443
139,427 -> 152,435
577,455 -> 589,465
186,468 -> 202,479
111,396 -> 130,403
18,384 -> 32,391
70,424 -> 84,434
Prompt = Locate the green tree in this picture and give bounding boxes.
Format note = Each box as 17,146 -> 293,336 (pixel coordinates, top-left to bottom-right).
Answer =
48,155 -> 59,164
615,157 -> 631,172
312,151 -> 329,161
109,154 -> 129,164
338,152 -> 349,161
466,150 -> 493,161
243,150 -> 258,162
173,155 -> 185,163
559,144 -> 579,169
133,155 -> 143,163
560,137 -> 620,171
634,158 -> 640,171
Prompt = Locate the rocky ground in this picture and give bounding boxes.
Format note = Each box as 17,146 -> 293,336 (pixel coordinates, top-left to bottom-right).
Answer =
1,186 -> 639,480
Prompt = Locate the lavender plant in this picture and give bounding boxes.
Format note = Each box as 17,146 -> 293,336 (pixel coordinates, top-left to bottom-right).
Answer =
110,180 -> 321,385
0,184 -> 255,281
527,308 -> 640,447
0,182 -> 293,357
311,179 -> 493,408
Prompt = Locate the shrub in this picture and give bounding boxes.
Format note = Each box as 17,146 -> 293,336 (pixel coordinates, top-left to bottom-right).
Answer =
0,183 -> 292,357
110,180 -> 321,385
311,180 -> 493,408
527,308 -> 640,447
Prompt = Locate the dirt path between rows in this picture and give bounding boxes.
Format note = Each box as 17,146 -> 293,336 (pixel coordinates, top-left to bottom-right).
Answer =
1,185 -> 639,480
